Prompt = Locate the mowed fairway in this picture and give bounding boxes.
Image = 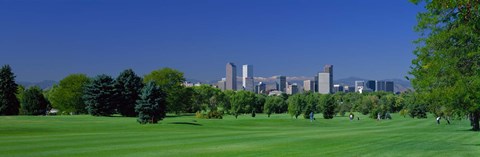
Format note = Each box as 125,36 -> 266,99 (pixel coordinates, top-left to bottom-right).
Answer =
1,114 -> 479,157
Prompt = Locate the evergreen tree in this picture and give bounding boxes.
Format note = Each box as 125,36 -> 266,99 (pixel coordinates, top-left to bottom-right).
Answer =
20,86 -> 48,115
83,74 -> 117,116
115,69 -> 143,117
0,65 -> 20,115
135,81 -> 166,124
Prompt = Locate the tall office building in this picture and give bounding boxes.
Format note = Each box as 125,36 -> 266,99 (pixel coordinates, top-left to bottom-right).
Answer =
376,80 -> 386,92
366,80 -> 376,91
226,62 -> 237,91
242,64 -> 254,92
313,74 -> 319,93
287,83 -> 299,95
324,65 -> 333,92
355,81 -> 365,93
303,80 -> 314,92
256,82 -> 266,94
318,65 -> 333,94
318,73 -> 331,94
385,81 -> 394,93
276,76 -> 287,92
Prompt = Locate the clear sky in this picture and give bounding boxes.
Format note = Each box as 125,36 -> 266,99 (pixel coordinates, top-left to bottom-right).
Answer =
0,0 -> 424,82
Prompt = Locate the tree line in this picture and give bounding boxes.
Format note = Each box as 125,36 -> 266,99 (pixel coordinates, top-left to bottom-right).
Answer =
2,64 -> 432,124
0,64 -> 470,126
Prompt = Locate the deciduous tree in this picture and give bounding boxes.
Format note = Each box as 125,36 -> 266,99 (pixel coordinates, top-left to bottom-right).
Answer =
144,68 -> 186,114
320,94 -> 335,119
230,90 -> 256,119
288,94 -> 305,119
410,0 -> 480,130
48,74 -> 90,114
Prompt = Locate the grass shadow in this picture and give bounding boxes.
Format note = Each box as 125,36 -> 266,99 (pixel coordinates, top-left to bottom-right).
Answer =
456,128 -> 480,132
169,122 -> 202,126
462,144 -> 480,147
166,113 -> 195,118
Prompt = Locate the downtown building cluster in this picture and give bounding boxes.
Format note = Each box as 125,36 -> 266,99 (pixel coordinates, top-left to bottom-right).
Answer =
216,62 -> 394,95
353,80 -> 395,93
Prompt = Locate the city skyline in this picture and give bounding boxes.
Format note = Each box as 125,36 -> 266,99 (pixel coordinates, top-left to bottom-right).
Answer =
220,62 -> 397,93
0,1 -> 424,82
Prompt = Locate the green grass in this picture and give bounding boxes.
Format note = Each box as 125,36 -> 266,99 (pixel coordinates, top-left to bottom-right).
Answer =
0,113 -> 479,157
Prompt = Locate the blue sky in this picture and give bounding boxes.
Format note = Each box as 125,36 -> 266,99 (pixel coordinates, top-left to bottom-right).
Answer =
0,0 -> 424,82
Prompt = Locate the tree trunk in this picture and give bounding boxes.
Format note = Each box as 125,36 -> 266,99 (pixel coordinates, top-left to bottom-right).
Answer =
469,113 -> 473,126
472,111 -> 480,131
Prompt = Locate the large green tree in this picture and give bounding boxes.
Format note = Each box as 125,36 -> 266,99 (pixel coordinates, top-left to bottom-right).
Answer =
191,85 -> 225,112
230,90 -> 256,119
287,94 -> 305,119
144,68 -> 186,114
253,94 -> 266,114
264,96 -> 286,117
48,74 -> 90,114
115,69 -> 143,117
410,0 -> 480,130
20,86 -> 48,115
83,75 -> 117,116
135,81 -> 167,124
320,94 -> 335,119
0,65 -> 20,115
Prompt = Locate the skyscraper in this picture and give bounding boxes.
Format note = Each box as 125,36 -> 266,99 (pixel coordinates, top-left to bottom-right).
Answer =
318,73 -> 331,94
326,65 -> 334,93
366,80 -> 376,91
287,83 -> 299,95
242,64 -> 254,92
256,82 -> 266,94
303,80 -> 314,92
226,62 -> 237,91
318,65 -> 333,94
313,74 -> 319,93
385,81 -> 394,93
276,76 -> 286,92
375,80 -> 386,92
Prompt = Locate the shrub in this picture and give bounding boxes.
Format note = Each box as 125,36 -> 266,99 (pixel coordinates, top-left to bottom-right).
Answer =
195,111 -> 204,119
207,111 -> 223,119
196,111 -> 223,119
